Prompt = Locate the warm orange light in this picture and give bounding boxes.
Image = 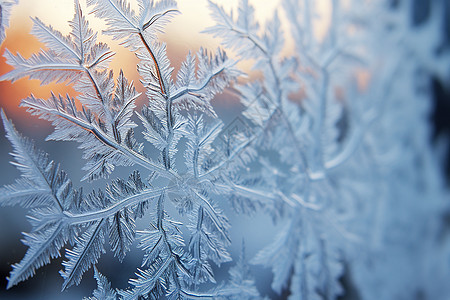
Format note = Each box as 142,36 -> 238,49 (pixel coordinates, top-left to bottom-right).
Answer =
0,0 -> 331,127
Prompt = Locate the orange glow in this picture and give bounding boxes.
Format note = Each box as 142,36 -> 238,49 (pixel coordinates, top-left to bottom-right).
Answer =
0,0 -> 331,128
0,25 -> 76,127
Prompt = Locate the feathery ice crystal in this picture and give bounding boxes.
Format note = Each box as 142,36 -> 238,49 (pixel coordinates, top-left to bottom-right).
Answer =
0,0 -> 449,299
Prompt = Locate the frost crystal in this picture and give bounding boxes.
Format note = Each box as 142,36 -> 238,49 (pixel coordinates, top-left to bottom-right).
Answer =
0,0 -> 449,299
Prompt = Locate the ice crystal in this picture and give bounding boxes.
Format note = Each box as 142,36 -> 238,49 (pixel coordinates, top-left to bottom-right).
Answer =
0,0 -> 449,299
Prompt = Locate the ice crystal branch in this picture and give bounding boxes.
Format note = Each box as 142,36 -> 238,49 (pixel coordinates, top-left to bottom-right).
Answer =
0,0 -> 242,297
0,0 -> 17,43
0,0 -> 448,299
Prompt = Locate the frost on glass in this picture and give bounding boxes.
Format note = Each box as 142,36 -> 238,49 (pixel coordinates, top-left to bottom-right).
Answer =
0,0 -> 449,299
0,0 -> 16,43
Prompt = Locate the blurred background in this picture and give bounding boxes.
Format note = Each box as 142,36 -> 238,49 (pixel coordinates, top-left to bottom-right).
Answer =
0,0 -> 448,299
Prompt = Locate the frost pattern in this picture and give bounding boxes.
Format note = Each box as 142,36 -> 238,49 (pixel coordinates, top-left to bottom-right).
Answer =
205,0 -> 450,299
0,0 -> 449,299
0,0 -> 16,43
